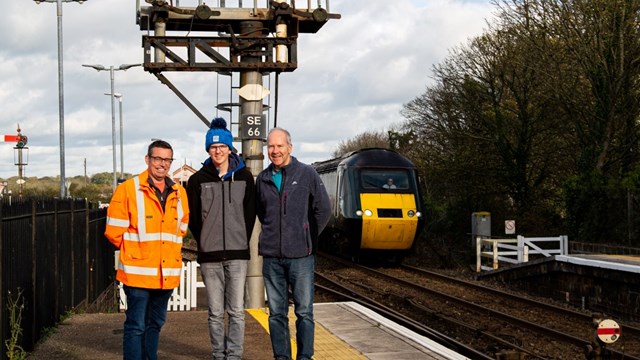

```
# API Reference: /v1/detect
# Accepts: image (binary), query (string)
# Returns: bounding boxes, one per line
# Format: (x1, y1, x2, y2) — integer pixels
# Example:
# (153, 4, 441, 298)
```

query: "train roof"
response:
(312, 147, 416, 173)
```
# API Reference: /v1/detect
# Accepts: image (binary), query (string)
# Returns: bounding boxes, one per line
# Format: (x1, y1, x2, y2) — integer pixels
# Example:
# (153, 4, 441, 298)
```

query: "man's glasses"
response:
(149, 156, 174, 165)
(209, 145, 228, 153)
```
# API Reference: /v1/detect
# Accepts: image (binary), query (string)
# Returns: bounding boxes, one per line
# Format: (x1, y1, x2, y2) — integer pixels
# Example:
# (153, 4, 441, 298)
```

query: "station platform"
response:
(477, 253, 640, 322)
(27, 301, 467, 359)
(557, 253, 640, 271)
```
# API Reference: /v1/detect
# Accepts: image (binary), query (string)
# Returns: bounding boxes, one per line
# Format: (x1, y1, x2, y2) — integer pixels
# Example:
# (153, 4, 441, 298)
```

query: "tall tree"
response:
(402, 25, 568, 236)
(497, 0, 640, 242)
(332, 130, 390, 158)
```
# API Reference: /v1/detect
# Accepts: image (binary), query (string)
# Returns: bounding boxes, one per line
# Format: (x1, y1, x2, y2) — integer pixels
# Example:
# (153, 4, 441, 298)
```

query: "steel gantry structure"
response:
(135, 0, 339, 308)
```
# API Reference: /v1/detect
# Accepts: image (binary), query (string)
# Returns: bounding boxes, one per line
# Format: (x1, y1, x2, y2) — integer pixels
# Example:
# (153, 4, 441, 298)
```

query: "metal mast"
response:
(136, 0, 340, 308)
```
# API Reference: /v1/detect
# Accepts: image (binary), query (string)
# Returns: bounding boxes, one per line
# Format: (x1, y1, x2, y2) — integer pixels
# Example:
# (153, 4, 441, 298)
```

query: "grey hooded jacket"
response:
(187, 153, 256, 263)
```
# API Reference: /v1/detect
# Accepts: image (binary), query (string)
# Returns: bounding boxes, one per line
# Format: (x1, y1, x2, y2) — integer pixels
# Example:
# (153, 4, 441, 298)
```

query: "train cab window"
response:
(360, 169, 409, 190)
(383, 178, 397, 189)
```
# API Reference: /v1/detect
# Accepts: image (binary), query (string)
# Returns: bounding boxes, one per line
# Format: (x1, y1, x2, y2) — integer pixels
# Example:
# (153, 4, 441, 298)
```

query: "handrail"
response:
(476, 235, 568, 272)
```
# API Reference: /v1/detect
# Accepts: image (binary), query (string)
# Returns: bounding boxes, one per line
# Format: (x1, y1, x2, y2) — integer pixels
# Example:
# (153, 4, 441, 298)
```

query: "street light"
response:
(34, 0, 87, 198)
(82, 63, 141, 191)
(105, 93, 124, 180)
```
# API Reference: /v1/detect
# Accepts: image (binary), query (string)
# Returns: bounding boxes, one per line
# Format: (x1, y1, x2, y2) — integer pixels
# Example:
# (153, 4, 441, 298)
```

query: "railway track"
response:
(314, 274, 493, 359)
(400, 264, 640, 339)
(316, 252, 639, 359)
(182, 246, 636, 357)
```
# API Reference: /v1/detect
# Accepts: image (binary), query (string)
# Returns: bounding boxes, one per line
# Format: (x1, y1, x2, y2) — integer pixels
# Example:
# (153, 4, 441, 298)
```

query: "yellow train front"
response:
(313, 148, 425, 262)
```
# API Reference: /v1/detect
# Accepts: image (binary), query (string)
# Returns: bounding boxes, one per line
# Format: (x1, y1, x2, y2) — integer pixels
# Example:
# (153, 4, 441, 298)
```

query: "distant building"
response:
(172, 163, 197, 187)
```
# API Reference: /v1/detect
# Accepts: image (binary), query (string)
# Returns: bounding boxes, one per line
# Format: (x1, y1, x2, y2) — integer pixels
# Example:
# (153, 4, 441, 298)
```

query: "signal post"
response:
(3, 126, 29, 197)
(136, 0, 339, 308)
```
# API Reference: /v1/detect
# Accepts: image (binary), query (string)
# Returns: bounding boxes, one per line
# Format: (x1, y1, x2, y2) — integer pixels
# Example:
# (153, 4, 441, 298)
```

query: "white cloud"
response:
(0, 0, 494, 181)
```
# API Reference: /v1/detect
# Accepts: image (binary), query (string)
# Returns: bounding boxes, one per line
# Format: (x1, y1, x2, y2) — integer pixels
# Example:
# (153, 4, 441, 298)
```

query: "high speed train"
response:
(312, 148, 425, 262)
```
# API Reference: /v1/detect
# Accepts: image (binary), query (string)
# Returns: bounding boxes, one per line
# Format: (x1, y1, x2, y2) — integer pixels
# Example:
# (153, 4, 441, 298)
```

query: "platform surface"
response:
(27, 302, 467, 359)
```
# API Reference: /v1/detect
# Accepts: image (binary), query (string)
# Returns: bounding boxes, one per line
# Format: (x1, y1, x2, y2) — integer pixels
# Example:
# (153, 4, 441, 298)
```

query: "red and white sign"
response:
(505, 220, 516, 235)
(597, 319, 621, 344)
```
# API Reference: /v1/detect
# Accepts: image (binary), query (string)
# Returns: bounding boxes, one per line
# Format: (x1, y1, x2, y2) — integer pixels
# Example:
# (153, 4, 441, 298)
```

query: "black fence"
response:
(0, 197, 114, 360)
(570, 241, 640, 255)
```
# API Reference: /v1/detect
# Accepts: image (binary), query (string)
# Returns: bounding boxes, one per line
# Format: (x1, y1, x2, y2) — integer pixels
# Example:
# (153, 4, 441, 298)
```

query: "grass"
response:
(5, 289, 27, 360)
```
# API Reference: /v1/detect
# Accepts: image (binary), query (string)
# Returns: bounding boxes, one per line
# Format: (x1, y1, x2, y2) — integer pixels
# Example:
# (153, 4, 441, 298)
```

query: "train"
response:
(312, 148, 425, 262)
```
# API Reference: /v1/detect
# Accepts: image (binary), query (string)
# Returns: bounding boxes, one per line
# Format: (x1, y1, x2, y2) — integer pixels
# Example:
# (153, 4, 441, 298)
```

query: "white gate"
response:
(476, 235, 568, 272)
(117, 260, 205, 311)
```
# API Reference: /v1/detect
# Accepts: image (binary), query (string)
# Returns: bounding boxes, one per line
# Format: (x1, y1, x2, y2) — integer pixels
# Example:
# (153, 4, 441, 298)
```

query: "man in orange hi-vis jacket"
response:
(105, 139, 189, 360)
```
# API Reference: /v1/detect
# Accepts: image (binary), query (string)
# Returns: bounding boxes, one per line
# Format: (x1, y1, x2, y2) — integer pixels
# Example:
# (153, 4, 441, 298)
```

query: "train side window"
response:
(337, 167, 344, 216)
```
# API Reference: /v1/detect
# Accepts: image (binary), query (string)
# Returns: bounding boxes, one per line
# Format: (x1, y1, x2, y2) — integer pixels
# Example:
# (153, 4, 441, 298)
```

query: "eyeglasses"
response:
(209, 145, 228, 153)
(149, 155, 174, 165)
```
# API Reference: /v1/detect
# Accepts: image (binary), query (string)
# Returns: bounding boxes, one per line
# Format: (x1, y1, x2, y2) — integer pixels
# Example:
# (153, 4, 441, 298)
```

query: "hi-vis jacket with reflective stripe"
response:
(105, 170, 190, 290)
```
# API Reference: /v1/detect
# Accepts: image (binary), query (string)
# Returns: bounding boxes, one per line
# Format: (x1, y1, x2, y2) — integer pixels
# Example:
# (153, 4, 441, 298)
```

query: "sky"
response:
(0, 0, 495, 181)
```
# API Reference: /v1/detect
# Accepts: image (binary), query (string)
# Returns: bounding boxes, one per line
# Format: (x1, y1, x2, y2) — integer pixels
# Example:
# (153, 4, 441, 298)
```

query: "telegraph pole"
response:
(136, 0, 340, 308)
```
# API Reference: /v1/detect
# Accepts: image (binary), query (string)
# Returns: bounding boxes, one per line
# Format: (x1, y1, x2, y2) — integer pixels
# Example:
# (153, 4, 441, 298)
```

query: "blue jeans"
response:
(200, 260, 248, 360)
(263, 255, 315, 360)
(122, 285, 173, 360)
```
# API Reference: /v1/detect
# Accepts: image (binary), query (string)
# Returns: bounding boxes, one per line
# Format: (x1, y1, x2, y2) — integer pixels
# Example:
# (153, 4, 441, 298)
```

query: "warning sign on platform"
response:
(597, 319, 621, 344)
(505, 220, 516, 235)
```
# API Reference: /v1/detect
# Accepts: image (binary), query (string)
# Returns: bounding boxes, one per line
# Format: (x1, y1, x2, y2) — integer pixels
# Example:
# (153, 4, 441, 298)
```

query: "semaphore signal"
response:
(3, 125, 29, 196)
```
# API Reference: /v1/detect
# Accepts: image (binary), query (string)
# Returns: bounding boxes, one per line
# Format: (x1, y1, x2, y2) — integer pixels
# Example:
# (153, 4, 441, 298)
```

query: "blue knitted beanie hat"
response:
(205, 117, 234, 152)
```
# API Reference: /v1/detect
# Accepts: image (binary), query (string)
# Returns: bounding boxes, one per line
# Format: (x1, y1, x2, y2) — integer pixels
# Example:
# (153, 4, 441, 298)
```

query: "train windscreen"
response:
(360, 169, 410, 190)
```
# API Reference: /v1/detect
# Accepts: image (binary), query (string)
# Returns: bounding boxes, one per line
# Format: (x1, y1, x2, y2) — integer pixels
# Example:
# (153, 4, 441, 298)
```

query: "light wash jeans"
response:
(122, 285, 173, 360)
(200, 260, 248, 360)
(263, 255, 315, 360)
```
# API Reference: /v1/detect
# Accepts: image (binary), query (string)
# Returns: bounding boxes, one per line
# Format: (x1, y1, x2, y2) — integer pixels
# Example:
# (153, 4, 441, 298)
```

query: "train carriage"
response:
(312, 148, 425, 261)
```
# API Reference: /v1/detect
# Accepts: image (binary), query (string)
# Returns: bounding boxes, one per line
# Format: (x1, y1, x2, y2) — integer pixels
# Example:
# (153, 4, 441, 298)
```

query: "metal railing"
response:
(136, 0, 332, 12)
(0, 197, 113, 359)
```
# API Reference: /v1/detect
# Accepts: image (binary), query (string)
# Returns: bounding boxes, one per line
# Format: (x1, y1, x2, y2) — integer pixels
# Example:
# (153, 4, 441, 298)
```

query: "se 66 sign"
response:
(241, 114, 266, 140)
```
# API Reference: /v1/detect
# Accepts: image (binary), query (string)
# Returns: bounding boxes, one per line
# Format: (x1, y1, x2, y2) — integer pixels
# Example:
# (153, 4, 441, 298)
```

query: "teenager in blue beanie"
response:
(205, 117, 235, 152)
(186, 117, 256, 360)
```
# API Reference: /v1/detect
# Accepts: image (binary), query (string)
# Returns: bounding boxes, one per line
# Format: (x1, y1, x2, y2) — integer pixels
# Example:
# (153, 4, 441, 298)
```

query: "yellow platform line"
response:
(247, 307, 366, 359)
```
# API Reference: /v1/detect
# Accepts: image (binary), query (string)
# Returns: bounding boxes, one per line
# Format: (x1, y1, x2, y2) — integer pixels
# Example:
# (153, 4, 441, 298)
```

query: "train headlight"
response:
(416, 211, 422, 218)
(356, 210, 363, 217)
(364, 209, 373, 217)
(408, 210, 415, 218)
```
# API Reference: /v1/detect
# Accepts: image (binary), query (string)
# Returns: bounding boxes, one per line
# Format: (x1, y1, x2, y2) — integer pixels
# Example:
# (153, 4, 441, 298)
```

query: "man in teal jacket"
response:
(256, 127, 331, 360)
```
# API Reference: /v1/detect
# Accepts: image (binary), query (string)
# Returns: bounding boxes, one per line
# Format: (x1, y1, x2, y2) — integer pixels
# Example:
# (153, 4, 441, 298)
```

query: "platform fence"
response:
(116, 259, 206, 312)
(0, 197, 113, 360)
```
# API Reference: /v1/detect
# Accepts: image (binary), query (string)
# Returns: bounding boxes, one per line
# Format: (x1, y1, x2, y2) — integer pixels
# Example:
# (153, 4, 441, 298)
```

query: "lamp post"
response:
(105, 93, 124, 180)
(82, 63, 140, 191)
(34, 0, 87, 198)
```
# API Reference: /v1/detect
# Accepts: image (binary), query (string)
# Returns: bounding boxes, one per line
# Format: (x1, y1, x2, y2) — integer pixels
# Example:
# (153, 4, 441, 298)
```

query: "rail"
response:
(476, 235, 568, 272)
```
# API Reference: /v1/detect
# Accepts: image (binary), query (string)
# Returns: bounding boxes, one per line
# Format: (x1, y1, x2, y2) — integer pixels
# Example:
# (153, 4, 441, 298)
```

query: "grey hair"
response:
(268, 127, 292, 145)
